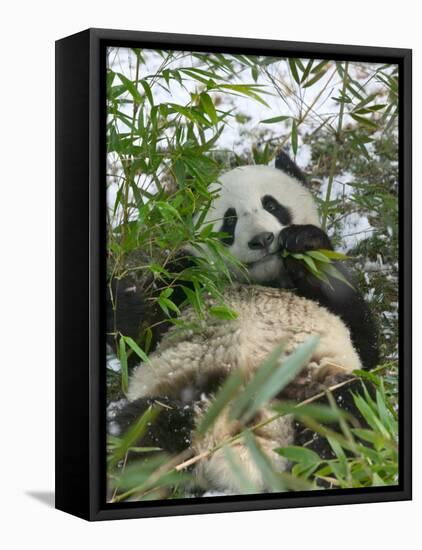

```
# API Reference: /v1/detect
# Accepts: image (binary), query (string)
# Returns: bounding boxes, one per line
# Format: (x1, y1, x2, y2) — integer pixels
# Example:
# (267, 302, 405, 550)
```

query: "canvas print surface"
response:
(105, 47, 399, 503)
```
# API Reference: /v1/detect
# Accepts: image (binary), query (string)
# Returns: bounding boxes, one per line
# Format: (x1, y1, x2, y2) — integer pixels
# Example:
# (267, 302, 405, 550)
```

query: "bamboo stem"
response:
(321, 62, 349, 232)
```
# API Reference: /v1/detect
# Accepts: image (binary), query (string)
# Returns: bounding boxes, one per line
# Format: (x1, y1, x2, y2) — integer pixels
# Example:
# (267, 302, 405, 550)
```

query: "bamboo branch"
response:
(321, 62, 349, 232)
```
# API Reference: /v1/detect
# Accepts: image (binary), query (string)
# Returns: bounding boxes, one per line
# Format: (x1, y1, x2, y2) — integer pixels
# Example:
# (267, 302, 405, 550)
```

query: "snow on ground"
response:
(318, 170, 373, 252)
(107, 349, 121, 372)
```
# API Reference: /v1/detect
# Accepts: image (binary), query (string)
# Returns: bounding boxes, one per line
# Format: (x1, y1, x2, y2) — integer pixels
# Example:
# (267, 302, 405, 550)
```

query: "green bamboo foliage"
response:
(106, 48, 399, 499)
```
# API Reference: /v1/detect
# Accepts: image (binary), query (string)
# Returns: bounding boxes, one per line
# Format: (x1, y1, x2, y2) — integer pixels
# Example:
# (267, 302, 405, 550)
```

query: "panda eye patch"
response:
(219, 208, 237, 245)
(264, 199, 277, 212)
(262, 195, 292, 226)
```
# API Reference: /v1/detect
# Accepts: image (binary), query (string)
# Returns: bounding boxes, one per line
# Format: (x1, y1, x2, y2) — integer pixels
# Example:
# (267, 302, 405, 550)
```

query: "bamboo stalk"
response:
(321, 61, 349, 232)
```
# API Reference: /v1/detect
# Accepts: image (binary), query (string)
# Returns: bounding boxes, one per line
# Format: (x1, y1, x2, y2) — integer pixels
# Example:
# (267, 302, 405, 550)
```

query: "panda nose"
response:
(248, 231, 274, 250)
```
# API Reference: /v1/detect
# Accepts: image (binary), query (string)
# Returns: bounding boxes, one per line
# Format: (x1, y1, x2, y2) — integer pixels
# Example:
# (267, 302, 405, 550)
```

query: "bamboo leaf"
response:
(123, 336, 150, 364)
(243, 336, 320, 423)
(200, 93, 219, 125)
(160, 287, 174, 299)
(300, 59, 314, 83)
(161, 297, 181, 315)
(301, 254, 318, 272)
(288, 58, 301, 85)
(350, 113, 378, 130)
(260, 115, 290, 124)
(229, 342, 285, 421)
(291, 120, 298, 155)
(276, 445, 321, 467)
(317, 249, 350, 261)
(119, 336, 129, 394)
(196, 370, 244, 436)
(302, 69, 328, 88)
(311, 60, 330, 74)
(273, 400, 352, 423)
(139, 80, 154, 107)
(180, 67, 226, 81)
(319, 263, 355, 290)
(306, 250, 332, 263)
(244, 431, 285, 492)
(118, 73, 143, 103)
(353, 394, 389, 437)
(209, 305, 239, 320)
(216, 84, 270, 107)
(109, 406, 160, 469)
(223, 446, 261, 494)
(354, 104, 386, 114)
(232, 337, 319, 424)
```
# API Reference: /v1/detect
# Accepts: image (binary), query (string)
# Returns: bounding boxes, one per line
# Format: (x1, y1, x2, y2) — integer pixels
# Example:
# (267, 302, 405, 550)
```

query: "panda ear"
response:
(275, 151, 309, 187)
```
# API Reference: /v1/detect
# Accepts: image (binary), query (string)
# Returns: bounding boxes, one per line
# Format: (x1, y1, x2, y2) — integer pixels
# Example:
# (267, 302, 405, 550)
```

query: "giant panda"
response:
(109, 152, 379, 494)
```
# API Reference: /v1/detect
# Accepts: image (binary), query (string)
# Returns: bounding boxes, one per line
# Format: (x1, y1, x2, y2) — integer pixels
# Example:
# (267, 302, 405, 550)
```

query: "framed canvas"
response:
(55, 28, 412, 521)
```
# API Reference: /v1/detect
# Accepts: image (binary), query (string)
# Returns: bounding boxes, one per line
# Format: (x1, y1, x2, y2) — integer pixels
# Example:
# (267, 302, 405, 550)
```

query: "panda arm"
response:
(279, 224, 379, 370)
(107, 254, 196, 362)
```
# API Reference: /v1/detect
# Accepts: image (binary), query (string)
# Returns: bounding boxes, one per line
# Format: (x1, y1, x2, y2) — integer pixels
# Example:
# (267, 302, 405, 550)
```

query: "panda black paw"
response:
(109, 397, 196, 457)
(293, 378, 377, 463)
(279, 225, 332, 254)
(313, 364, 356, 389)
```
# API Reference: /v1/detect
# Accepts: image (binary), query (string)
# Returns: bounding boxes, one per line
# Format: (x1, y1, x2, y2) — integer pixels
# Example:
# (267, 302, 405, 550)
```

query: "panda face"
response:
(201, 165, 320, 283)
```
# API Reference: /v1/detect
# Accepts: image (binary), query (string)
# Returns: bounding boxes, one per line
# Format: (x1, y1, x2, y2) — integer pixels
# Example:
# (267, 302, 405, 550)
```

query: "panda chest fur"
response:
(126, 285, 361, 493)
(128, 286, 360, 402)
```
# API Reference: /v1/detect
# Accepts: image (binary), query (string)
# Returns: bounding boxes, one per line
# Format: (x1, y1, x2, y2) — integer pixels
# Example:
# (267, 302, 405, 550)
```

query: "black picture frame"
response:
(55, 28, 412, 521)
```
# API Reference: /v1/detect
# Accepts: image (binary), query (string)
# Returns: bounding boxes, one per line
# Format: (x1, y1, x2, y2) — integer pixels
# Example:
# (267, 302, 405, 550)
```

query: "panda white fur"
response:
(111, 153, 378, 494)
(127, 285, 360, 492)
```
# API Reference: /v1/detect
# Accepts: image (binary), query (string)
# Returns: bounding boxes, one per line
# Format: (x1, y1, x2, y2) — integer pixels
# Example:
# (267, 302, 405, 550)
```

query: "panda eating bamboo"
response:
(109, 153, 379, 494)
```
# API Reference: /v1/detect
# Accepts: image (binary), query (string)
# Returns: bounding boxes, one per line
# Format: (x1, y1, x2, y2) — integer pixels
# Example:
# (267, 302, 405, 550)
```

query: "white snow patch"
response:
(339, 211, 373, 252)
(107, 352, 121, 373)
(202, 490, 235, 497)
(107, 398, 128, 420)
